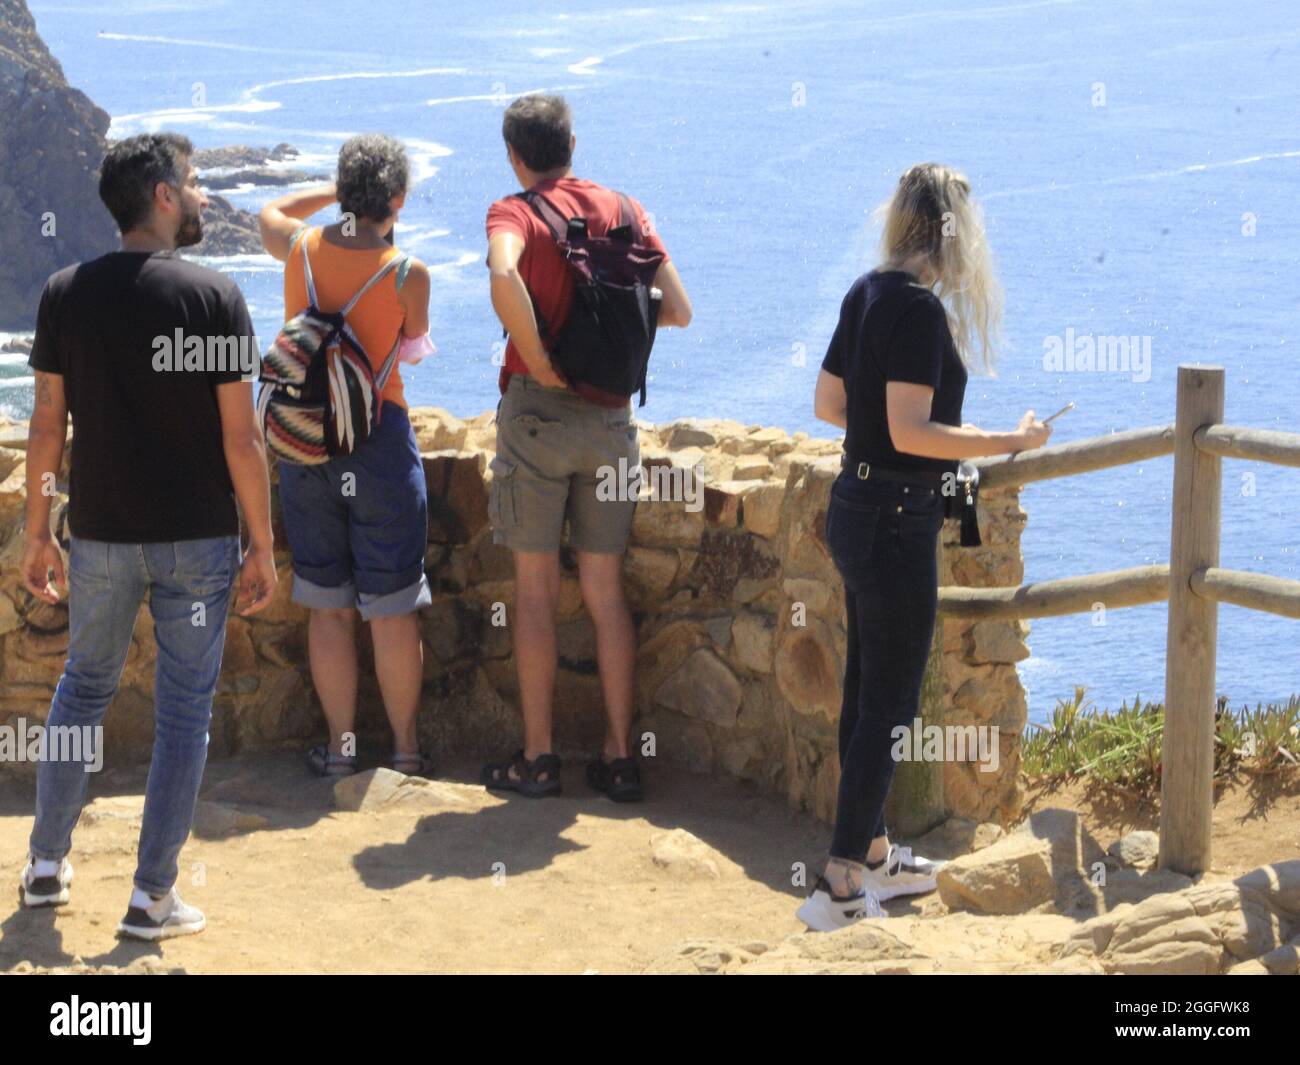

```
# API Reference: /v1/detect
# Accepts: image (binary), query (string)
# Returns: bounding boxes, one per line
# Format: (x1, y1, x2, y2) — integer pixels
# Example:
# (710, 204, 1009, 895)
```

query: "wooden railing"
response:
(936, 365, 1300, 876)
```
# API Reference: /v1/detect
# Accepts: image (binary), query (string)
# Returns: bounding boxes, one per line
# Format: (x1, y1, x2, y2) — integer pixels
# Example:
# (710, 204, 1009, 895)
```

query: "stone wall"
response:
(0, 409, 1029, 827)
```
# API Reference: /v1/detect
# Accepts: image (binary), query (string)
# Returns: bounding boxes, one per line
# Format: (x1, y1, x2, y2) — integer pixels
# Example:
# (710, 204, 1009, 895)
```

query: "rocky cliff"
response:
(0, 0, 119, 329)
(0, 3, 280, 317)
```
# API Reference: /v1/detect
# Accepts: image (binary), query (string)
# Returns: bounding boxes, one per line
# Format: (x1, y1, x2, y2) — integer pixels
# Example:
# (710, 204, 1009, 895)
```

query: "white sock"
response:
(33, 858, 61, 878)
(130, 887, 164, 911)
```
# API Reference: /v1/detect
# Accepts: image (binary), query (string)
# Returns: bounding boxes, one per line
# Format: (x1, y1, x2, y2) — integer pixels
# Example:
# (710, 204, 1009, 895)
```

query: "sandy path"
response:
(4, 756, 1295, 974)
(1, 754, 826, 974)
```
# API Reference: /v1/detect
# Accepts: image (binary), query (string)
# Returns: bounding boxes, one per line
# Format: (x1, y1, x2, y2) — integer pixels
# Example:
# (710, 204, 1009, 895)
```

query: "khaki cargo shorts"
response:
(489, 374, 640, 554)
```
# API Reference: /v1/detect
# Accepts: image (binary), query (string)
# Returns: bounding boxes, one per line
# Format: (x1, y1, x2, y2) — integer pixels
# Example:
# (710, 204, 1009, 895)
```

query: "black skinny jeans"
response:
(825, 471, 944, 862)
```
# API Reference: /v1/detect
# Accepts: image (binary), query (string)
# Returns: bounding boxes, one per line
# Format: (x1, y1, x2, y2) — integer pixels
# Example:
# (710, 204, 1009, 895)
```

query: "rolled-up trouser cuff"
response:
(290, 572, 359, 611)
(358, 573, 432, 621)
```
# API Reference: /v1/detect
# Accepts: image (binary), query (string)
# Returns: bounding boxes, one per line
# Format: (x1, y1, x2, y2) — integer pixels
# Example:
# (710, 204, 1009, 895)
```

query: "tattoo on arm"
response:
(35, 372, 53, 407)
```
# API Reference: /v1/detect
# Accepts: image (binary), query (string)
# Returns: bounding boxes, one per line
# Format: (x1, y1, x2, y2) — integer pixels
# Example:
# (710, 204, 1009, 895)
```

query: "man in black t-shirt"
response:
(19, 133, 277, 941)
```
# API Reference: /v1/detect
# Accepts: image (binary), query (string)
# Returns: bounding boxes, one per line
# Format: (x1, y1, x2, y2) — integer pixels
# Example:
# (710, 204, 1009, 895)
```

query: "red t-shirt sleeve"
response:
(626, 194, 670, 263)
(486, 197, 532, 242)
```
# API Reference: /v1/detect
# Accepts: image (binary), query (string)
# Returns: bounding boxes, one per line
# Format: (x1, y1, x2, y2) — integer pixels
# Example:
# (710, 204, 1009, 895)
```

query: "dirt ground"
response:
(1022, 772, 1300, 878)
(1, 756, 1296, 974)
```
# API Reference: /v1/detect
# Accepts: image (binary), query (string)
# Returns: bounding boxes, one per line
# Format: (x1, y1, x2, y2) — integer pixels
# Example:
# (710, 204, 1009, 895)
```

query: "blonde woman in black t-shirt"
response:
(802, 163, 1051, 931)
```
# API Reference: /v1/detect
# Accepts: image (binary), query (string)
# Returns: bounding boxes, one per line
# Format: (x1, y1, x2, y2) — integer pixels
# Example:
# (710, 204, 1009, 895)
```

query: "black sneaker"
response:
(116, 888, 206, 941)
(19, 857, 73, 908)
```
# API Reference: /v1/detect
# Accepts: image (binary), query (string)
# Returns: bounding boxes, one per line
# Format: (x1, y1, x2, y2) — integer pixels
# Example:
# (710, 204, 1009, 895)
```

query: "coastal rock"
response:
(649, 828, 741, 880)
(192, 801, 271, 838)
(191, 143, 301, 169)
(910, 815, 1005, 861)
(0, 0, 119, 328)
(333, 768, 470, 812)
(936, 832, 1056, 915)
(187, 194, 264, 257)
(1108, 829, 1160, 870)
(642, 940, 765, 974)
(648, 861, 1300, 976)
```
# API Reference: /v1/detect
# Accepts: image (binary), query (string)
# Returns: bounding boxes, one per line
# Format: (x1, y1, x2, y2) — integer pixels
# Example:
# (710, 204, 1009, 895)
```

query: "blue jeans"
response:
(825, 473, 944, 862)
(278, 402, 431, 620)
(29, 535, 239, 895)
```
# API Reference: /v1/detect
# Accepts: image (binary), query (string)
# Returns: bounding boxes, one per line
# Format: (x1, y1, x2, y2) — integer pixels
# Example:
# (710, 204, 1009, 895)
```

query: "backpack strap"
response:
(340, 253, 407, 317)
(296, 227, 319, 308)
(516, 190, 569, 243)
(614, 191, 635, 234)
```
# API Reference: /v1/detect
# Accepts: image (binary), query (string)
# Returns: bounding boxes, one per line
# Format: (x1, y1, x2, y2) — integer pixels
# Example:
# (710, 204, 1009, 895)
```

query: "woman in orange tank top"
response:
(259, 135, 435, 780)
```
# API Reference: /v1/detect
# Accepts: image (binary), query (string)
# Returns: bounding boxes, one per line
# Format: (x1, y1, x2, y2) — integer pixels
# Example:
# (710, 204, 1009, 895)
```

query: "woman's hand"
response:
(1013, 410, 1052, 452)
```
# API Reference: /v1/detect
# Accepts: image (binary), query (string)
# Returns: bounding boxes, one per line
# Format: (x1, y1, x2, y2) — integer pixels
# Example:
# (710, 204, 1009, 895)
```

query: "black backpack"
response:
(515, 189, 666, 406)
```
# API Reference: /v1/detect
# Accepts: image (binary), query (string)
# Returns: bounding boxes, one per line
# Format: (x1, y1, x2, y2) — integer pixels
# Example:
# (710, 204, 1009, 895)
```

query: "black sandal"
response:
(480, 750, 562, 798)
(586, 756, 642, 802)
(307, 744, 358, 778)
(392, 750, 434, 777)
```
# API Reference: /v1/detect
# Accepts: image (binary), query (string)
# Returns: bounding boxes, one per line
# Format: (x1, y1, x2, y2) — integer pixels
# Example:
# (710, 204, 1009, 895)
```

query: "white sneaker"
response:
(116, 888, 206, 941)
(861, 844, 946, 901)
(795, 875, 884, 932)
(20, 857, 73, 908)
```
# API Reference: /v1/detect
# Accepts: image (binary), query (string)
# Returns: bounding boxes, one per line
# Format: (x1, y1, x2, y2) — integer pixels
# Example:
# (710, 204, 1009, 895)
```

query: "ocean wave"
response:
(110, 100, 281, 137)
(984, 147, 1300, 201)
(241, 68, 468, 100)
(97, 31, 285, 54)
(429, 252, 482, 272)
(187, 253, 282, 270)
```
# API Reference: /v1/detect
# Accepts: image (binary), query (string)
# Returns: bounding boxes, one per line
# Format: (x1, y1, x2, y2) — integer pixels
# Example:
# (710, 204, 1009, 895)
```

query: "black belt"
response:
(839, 455, 945, 488)
(839, 454, 983, 548)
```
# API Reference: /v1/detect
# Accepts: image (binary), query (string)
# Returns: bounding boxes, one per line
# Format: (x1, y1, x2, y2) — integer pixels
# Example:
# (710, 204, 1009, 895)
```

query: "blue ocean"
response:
(5, 0, 1298, 723)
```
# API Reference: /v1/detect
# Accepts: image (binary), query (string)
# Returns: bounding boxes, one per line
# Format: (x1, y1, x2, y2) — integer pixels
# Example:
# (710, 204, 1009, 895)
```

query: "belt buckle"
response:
(856, 462, 870, 480)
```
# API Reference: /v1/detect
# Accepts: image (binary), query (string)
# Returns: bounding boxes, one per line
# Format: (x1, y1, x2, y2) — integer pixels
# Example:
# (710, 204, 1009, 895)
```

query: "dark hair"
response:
(502, 94, 573, 172)
(98, 133, 194, 233)
(336, 134, 409, 223)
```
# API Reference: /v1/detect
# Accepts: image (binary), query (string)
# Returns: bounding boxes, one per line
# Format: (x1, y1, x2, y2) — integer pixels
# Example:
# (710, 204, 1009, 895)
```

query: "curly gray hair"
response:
(336, 134, 409, 223)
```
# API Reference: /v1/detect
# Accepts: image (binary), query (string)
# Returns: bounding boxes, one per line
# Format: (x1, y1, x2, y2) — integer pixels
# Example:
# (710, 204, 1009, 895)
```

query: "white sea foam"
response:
(984, 148, 1300, 201)
(97, 32, 284, 54)
(110, 100, 280, 137)
(429, 252, 481, 272)
(241, 68, 468, 100)
(187, 252, 281, 269)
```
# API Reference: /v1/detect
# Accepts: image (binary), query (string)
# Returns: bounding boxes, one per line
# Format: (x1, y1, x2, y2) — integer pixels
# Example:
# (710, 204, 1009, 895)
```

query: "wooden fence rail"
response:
(932, 365, 1299, 875)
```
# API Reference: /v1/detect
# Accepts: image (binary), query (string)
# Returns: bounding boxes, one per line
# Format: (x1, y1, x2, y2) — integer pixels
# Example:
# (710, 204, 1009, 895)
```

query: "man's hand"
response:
(23, 533, 66, 604)
(532, 357, 569, 390)
(236, 545, 277, 616)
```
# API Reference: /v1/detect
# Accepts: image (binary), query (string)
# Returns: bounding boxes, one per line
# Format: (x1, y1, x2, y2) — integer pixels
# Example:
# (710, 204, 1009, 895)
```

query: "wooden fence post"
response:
(1159, 365, 1224, 876)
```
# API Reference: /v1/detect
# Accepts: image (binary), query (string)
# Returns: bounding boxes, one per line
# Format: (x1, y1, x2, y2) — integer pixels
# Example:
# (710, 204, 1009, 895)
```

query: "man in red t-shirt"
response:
(483, 93, 692, 802)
